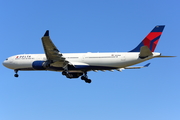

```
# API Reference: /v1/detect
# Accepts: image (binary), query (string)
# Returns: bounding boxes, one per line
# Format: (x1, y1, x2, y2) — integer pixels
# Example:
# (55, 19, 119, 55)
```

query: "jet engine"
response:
(32, 61, 50, 70)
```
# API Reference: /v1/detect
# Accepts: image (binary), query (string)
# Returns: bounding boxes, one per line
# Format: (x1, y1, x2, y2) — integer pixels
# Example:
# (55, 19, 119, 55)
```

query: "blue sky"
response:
(1, 0, 179, 120)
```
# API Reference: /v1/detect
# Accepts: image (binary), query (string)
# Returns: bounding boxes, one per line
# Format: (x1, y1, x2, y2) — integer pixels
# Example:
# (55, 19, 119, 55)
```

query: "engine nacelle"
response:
(65, 73, 83, 79)
(32, 61, 50, 70)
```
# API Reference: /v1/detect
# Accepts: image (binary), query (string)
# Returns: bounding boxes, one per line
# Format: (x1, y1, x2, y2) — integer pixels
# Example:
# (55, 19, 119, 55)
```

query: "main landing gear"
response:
(62, 63, 92, 83)
(62, 70, 92, 83)
(81, 72, 92, 83)
(14, 69, 19, 77)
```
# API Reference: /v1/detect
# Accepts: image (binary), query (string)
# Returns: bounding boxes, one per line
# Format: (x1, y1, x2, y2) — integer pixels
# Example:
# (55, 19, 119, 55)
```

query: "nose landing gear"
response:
(14, 69, 19, 77)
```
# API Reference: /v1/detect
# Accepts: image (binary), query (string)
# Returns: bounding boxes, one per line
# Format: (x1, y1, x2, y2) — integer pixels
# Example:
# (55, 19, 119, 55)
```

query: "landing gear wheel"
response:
(14, 70, 19, 77)
(81, 72, 92, 83)
(81, 76, 86, 80)
(85, 79, 91, 83)
(14, 74, 19, 77)
(62, 71, 67, 75)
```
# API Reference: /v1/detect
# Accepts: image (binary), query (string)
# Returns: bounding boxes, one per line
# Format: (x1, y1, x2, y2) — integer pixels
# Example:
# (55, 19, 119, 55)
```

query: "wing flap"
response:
(90, 63, 150, 72)
(124, 63, 150, 69)
(69, 62, 90, 69)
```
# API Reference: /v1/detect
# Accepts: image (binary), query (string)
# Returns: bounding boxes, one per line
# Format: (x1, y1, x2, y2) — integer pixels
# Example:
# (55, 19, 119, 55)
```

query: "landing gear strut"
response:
(14, 69, 19, 77)
(62, 62, 69, 76)
(62, 71, 68, 75)
(81, 72, 91, 83)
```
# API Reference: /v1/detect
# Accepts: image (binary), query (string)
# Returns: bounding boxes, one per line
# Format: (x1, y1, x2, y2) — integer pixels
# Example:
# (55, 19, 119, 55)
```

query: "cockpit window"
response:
(6, 58, 8, 60)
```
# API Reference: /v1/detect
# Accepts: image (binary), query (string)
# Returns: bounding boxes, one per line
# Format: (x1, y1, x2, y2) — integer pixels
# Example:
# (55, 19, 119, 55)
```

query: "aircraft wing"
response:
(124, 63, 150, 69)
(81, 63, 150, 72)
(116, 63, 150, 71)
(41, 30, 67, 67)
(90, 63, 151, 72)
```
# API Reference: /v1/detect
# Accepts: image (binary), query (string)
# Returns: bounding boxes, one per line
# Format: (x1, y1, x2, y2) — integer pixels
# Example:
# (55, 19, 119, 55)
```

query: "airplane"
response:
(2, 25, 175, 83)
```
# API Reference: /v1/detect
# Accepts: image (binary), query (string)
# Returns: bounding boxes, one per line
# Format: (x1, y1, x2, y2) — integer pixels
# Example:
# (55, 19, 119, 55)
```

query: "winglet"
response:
(144, 63, 150, 67)
(44, 30, 49, 36)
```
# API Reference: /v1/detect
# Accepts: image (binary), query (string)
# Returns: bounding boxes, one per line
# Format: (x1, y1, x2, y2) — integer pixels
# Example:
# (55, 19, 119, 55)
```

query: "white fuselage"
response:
(3, 52, 161, 72)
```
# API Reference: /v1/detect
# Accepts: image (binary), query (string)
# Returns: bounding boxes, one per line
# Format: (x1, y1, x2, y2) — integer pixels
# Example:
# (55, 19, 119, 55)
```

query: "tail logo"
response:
(143, 32, 162, 52)
(130, 25, 165, 52)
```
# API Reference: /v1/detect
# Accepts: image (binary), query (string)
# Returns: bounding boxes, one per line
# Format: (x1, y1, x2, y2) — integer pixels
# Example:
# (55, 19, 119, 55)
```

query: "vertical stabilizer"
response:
(130, 25, 165, 52)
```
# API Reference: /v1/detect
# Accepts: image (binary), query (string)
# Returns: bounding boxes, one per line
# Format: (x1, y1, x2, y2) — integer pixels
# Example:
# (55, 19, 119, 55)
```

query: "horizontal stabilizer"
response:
(154, 56, 176, 58)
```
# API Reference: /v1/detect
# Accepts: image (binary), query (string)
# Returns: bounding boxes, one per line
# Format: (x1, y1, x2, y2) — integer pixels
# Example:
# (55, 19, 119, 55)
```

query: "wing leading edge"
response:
(41, 30, 67, 67)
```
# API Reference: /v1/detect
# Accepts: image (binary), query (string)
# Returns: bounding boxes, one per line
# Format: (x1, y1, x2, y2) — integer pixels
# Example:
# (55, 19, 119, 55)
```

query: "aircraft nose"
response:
(2, 60, 8, 67)
(2, 59, 11, 68)
(3, 58, 16, 69)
